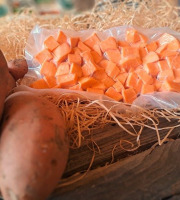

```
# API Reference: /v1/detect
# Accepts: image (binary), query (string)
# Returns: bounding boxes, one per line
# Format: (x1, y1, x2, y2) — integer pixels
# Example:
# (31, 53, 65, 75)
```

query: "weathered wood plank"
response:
(63, 118, 180, 177)
(50, 138, 180, 200)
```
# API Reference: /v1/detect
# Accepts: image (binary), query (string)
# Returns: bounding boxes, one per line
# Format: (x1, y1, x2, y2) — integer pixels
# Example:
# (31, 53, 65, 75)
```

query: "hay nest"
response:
(0, 0, 180, 169)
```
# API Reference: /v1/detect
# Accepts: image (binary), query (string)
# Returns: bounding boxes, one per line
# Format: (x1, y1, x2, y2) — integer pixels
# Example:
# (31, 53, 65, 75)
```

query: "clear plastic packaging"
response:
(23, 25, 180, 110)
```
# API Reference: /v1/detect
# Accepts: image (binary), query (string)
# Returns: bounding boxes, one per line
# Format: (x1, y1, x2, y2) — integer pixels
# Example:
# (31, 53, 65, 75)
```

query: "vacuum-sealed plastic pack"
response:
(22, 25, 180, 110)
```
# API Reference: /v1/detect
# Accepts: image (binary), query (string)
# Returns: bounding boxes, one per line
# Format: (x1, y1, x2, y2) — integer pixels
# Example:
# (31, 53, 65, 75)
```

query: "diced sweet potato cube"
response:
(134, 79, 143, 93)
(69, 84, 83, 91)
(120, 56, 142, 71)
(166, 55, 180, 69)
(121, 47, 140, 58)
(115, 72, 128, 85)
(82, 64, 91, 77)
(141, 84, 155, 94)
(126, 72, 138, 88)
(146, 41, 158, 52)
(44, 36, 59, 51)
(158, 68, 174, 81)
(35, 49, 53, 64)
(69, 37, 79, 48)
(102, 76, 115, 88)
(105, 61, 120, 79)
(87, 88, 104, 94)
(91, 50, 103, 63)
(81, 51, 94, 63)
(30, 78, 49, 89)
(55, 62, 70, 76)
(118, 40, 130, 47)
(157, 60, 170, 71)
(143, 51, 159, 64)
(137, 69, 154, 84)
(99, 59, 109, 69)
(79, 77, 99, 90)
(105, 87, 122, 101)
(156, 44, 167, 55)
(56, 73, 78, 88)
(57, 31, 67, 44)
(143, 62, 159, 76)
(173, 68, 180, 83)
(68, 53, 82, 65)
(44, 76, 57, 88)
(113, 80, 124, 92)
(161, 79, 180, 92)
(53, 43, 71, 62)
(154, 79, 162, 91)
(100, 37, 117, 52)
(159, 49, 179, 59)
(92, 82, 107, 91)
(105, 49, 121, 64)
(40, 61, 57, 77)
(139, 47, 148, 58)
(125, 29, 141, 43)
(73, 47, 81, 55)
(78, 41, 91, 52)
(122, 88, 137, 104)
(70, 63, 82, 78)
(93, 68, 108, 80)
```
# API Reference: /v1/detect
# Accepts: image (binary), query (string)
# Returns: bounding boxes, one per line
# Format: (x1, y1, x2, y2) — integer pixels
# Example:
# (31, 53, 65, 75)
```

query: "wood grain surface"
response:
(50, 138, 180, 200)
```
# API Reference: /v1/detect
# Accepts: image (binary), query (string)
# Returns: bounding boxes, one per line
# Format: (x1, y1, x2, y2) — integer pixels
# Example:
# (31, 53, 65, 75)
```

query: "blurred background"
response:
(0, 0, 180, 17)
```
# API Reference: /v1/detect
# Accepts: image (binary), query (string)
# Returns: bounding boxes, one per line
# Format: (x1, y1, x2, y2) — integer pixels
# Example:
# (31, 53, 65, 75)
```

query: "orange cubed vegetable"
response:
(69, 37, 79, 48)
(93, 68, 108, 80)
(44, 76, 57, 88)
(166, 55, 180, 69)
(134, 79, 143, 93)
(79, 77, 99, 90)
(120, 56, 142, 71)
(173, 68, 180, 83)
(125, 29, 141, 43)
(161, 79, 180, 92)
(57, 31, 67, 44)
(87, 88, 104, 94)
(73, 47, 81, 55)
(44, 36, 59, 51)
(126, 72, 138, 88)
(40, 61, 57, 77)
(121, 47, 140, 58)
(139, 33, 148, 43)
(78, 41, 91, 52)
(102, 76, 115, 88)
(68, 53, 82, 65)
(113, 80, 124, 92)
(105, 87, 122, 101)
(100, 37, 117, 52)
(158, 69, 174, 81)
(30, 78, 49, 89)
(156, 44, 167, 55)
(92, 82, 107, 91)
(115, 72, 128, 85)
(143, 62, 159, 76)
(105, 61, 120, 79)
(70, 63, 82, 78)
(53, 43, 71, 62)
(139, 47, 148, 58)
(82, 64, 91, 77)
(157, 60, 170, 71)
(154, 79, 162, 91)
(56, 73, 78, 88)
(146, 41, 158, 52)
(137, 69, 154, 84)
(55, 62, 70, 76)
(99, 59, 109, 69)
(141, 84, 155, 94)
(81, 51, 94, 63)
(35, 49, 53, 64)
(91, 50, 103, 63)
(69, 83, 82, 91)
(143, 51, 159, 64)
(105, 49, 121, 64)
(122, 88, 137, 104)
(118, 40, 130, 47)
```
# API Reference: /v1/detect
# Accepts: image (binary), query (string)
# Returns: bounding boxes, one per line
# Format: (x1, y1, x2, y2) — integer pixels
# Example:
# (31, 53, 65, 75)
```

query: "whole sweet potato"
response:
(0, 91, 69, 200)
(0, 50, 15, 120)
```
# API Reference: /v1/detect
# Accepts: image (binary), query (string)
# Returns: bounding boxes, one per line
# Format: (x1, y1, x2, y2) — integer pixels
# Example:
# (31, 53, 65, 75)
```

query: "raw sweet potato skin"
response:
(0, 91, 69, 200)
(0, 50, 16, 120)
(8, 59, 28, 81)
